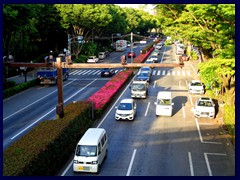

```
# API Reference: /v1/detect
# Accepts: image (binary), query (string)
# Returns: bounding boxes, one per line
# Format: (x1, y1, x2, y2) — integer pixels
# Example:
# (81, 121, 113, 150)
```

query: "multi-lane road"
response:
(3, 42, 235, 176)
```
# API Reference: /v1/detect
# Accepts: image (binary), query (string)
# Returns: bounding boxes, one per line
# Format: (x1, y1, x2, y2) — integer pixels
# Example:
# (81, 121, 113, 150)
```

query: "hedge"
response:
(4, 78, 39, 99)
(3, 101, 93, 176)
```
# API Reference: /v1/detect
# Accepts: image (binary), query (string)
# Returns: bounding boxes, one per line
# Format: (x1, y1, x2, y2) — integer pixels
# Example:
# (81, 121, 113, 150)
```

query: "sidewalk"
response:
(7, 69, 37, 85)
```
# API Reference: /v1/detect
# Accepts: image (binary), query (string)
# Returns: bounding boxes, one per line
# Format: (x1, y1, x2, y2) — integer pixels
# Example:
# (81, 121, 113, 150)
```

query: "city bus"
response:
(116, 40, 127, 51)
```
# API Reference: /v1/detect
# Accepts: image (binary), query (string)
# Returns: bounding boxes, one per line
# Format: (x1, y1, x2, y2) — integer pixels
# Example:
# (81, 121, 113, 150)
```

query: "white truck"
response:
(130, 80, 149, 99)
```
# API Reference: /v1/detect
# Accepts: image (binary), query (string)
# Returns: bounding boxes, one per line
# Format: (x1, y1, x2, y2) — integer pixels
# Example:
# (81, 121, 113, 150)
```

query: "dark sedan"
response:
(101, 68, 115, 77)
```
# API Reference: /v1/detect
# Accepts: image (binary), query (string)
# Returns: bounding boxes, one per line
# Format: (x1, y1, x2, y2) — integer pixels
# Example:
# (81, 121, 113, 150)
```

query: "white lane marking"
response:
(152, 70, 156, 75)
(4, 80, 76, 121)
(188, 152, 194, 176)
(204, 153, 227, 176)
(172, 71, 175, 75)
(194, 118, 222, 144)
(61, 160, 72, 176)
(160, 47, 165, 63)
(182, 71, 186, 76)
(182, 104, 186, 118)
(167, 71, 171, 75)
(179, 81, 182, 89)
(191, 64, 196, 73)
(187, 71, 191, 76)
(126, 149, 137, 176)
(154, 81, 157, 88)
(177, 71, 181, 76)
(162, 70, 166, 75)
(145, 102, 150, 116)
(11, 79, 97, 140)
(188, 93, 193, 106)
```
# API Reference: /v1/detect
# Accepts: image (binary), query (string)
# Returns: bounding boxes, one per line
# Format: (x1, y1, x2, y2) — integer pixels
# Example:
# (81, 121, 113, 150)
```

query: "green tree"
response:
(198, 58, 235, 105)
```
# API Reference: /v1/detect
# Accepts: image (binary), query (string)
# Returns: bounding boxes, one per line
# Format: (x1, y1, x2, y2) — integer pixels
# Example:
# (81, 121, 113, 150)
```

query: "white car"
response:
(194, 97, 215, 119)
(87, 56, 99, 63)
(188, 80, 205, 94)
(149, 55, 158, 63)
(115, 99, 137, 121)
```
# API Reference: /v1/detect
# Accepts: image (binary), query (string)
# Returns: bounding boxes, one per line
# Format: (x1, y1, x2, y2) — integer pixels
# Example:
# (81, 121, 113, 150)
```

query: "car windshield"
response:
(138, 73, 148, 77)
(141, 68, 149, 71)
(118, 103, 133, 110)
(191, 82, 202, 86)
(197, 101, 213, 107)
(157, 99, 171, 105)
(76, 145, 97, 157)
(132, 84, 145, 91)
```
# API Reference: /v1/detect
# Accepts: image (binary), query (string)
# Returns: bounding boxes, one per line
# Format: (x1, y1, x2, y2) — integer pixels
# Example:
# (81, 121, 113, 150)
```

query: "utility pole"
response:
(131, 32, 133, 63)
(55, 57, 64, 118)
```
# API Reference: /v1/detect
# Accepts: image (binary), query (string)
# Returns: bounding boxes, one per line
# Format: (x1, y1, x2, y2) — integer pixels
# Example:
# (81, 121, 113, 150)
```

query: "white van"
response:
(98, 52, 106, 59)
(154, 91, 174, 116)
(73, 128, 108, 173)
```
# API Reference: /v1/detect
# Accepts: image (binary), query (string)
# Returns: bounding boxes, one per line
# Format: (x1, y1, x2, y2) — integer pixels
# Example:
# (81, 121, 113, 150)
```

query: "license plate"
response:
(78, 166, 84, 170)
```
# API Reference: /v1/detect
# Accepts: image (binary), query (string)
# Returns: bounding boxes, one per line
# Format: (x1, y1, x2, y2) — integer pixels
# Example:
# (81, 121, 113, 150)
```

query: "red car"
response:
(127, 51, 136, 58)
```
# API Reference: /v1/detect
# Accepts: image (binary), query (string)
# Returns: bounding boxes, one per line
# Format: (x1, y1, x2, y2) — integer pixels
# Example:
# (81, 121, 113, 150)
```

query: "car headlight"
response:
(92, 161, 98, 164)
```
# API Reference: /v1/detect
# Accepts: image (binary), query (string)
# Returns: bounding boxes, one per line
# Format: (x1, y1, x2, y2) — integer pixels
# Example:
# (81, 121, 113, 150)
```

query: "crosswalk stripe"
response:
(69, 69, 193, 77)
(77, 70, 86, 75)
(92, 70, 101, 75)
(69, 70, 79, 75)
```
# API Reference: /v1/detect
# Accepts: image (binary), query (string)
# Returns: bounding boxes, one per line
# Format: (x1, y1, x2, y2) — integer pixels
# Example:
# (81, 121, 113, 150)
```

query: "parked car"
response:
(127, 51, 136, 58)
(87, 56, 99, 63)
(115, 99, 137, 121)
(188, 80, 205, 94)
(194, 97, 215, 119)
(101, 68, 115, 77)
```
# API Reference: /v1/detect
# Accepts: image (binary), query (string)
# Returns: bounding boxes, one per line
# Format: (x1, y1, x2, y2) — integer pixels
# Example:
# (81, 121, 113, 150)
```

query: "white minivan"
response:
(73, 128, 108, 173)
(154, 91, 174, 116)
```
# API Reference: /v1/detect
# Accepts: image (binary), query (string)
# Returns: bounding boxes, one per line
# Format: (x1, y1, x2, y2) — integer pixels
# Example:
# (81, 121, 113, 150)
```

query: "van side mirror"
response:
(154, 102, 157, 105)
